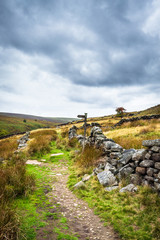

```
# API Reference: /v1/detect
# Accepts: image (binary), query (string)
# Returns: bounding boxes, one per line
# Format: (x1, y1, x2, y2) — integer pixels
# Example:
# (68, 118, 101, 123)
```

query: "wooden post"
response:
(84, 113, 87, 138)
(77, 113, 88, 151)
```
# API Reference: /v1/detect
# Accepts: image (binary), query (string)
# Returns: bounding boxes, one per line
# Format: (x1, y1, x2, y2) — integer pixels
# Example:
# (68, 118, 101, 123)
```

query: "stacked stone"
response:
(68, 126, 77, 139)
(69, 126, 160, 192)
(134, 139, 160, 191)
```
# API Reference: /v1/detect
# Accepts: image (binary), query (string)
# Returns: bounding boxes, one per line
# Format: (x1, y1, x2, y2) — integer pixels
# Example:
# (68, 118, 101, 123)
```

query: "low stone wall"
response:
(69, 126, 160, 192)
(17, 132, 30, 149)
(113, 114, 160, 128)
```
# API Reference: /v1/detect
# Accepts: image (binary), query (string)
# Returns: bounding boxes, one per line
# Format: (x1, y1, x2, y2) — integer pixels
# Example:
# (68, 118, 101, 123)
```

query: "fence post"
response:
(77, 113, 88, 151)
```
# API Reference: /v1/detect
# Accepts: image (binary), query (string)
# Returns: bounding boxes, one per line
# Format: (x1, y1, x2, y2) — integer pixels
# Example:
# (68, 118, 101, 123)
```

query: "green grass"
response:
(14, 164, 53, 239)
(68, 167, 160, 240)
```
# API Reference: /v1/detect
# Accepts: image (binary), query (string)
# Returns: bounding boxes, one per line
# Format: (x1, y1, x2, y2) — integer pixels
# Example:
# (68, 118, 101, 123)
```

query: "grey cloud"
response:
(0, 0, 160, 89)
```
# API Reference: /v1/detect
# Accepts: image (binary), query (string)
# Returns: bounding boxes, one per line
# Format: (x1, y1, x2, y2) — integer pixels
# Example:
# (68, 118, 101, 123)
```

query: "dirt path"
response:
(27, 159, 119, 240)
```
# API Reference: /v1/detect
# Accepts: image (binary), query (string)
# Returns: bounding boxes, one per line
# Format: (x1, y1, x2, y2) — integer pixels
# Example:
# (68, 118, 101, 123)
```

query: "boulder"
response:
(151, 146, 160, 152)
(119, 167, 134, 177)
(97, 170, 117, 187)
(155, 162, 160, 170)
(147, 168, 154, 177)
(144, 175, 154, 182)
(139, 160, 154, 168)
(145, 153, 151, 160)
(130, 174, 142, 185)
(105, 162, 116, 173)
(110, 152, 122, 159)
(118, 149, 136, 165)
(132, 149, 146, 161)
(111, 143, 123, 152)
(103, 141, 115, 151)
(119, 184, 138, 193)
(136, 167, 146, 175)
(152, 153, 160, 162)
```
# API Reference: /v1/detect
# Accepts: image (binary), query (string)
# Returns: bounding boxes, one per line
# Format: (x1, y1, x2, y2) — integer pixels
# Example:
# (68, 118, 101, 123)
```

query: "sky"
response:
(0, 0, 160, 118)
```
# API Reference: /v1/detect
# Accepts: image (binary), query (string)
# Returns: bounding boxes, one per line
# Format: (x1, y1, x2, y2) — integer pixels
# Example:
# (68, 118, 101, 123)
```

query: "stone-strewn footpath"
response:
(69, 126, 160, 193)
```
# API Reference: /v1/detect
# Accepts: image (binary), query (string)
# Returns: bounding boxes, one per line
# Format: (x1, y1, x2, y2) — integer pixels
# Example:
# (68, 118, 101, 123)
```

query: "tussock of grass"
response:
(75, 145, 102, 169)
(30, 129, 57, 139)
(61, 128, 69, 138)
(0, 138, 18, 159)
(28, 129, 57, 157)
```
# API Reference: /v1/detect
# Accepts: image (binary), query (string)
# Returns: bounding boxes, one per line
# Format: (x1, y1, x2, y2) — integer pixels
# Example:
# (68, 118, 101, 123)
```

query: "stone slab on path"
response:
(26, 160, 42, 165)
(50, 153, 64, 156)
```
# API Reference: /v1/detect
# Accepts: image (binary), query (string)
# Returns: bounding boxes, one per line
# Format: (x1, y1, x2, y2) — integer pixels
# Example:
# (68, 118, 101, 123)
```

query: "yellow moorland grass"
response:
(0, 137, 19, 159)
(28, 129, 57, 156)
(75, 145, 103, 169)
(30, 128, 57, 139)
(104, 122, 160, 149)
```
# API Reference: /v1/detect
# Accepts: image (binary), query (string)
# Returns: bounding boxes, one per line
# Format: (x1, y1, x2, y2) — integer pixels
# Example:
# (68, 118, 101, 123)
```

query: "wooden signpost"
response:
(77, 113, 87, 150)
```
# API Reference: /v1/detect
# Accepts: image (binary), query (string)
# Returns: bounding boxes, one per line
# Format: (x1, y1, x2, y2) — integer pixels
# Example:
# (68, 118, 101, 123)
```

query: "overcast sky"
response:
(0, 0, 160, 117)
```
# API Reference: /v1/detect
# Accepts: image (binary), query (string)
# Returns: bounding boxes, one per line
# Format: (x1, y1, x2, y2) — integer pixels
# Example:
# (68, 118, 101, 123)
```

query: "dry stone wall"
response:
(113, 114, 160, 128)
(69, 126, 160, 192)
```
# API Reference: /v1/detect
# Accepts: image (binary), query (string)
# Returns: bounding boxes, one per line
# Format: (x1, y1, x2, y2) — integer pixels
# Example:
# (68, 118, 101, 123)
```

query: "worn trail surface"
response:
(27, 158, 119, 240)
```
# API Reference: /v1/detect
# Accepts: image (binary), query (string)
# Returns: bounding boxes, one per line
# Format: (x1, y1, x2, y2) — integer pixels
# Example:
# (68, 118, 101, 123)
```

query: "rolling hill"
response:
(0, 112, 77, 138)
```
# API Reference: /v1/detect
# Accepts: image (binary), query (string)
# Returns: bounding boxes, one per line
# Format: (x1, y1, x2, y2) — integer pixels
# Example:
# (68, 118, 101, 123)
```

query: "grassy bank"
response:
(68, 149, 160, 240)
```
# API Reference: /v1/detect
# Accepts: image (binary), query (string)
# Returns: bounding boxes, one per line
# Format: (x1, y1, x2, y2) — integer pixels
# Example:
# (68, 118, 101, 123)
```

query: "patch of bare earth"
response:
(27, 159, 120, 240)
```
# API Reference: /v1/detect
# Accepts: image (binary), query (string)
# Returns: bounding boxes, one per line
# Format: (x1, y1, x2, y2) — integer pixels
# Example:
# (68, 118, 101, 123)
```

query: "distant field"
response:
(0, 113, 76, 137)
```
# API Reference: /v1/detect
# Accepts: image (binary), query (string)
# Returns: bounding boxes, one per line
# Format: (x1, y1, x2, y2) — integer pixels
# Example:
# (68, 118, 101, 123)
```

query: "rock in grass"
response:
(82, 174, 92, 182)
(97, 170, 117, 187)
(105, 186, 119, 192)
(119, 184, 138, 193)
(74, 181, 85, 189)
